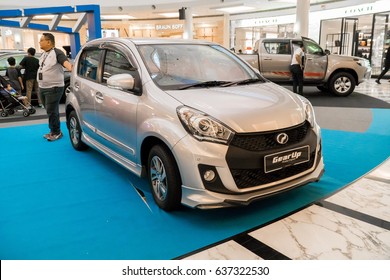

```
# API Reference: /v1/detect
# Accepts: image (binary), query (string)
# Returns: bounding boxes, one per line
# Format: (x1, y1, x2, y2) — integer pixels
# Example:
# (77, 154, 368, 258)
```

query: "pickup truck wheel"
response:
(68, 111, 89, 151)
(328, 72, 355, 97)
(148, 145, 182, 211)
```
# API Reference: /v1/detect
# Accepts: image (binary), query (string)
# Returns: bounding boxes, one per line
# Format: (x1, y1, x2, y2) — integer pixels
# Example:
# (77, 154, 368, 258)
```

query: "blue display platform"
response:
(0, 109, 389, 260)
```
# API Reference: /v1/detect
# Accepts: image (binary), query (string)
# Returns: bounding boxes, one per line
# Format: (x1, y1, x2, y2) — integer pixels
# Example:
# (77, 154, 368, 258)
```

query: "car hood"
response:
(166, 83, 306, 133)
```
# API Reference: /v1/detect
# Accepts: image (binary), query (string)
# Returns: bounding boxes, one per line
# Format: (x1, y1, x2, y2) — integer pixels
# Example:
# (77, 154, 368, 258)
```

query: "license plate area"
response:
(264, 146, 310, 173)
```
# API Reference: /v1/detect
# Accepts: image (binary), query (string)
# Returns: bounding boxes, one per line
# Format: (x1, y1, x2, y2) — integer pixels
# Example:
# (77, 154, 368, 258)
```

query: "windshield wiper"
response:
(222, 78, 264, 87)
(179, 80, 230, 90)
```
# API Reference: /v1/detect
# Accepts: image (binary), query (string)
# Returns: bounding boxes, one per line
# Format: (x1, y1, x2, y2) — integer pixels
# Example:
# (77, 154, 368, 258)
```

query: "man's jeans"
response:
(289, 64, 303, 95)
(39, 87, 64, 135)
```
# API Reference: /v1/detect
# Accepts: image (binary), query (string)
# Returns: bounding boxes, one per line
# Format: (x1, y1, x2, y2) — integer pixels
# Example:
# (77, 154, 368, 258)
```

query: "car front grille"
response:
(231, 152, 316, 189)
(230, 121, 310, 152)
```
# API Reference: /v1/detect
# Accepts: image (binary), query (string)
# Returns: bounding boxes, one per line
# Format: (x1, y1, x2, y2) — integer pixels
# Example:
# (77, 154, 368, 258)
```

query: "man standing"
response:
(20, 47, 41, 107)
(289, 44, 305, 95)
(38, 32, 72, 141)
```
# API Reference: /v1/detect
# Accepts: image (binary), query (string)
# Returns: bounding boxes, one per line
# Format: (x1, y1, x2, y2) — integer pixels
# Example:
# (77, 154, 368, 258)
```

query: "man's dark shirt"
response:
(20, 56, 40, 80)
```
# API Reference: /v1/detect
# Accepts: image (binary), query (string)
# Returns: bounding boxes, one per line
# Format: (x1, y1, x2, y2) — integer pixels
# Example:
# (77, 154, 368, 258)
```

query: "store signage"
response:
(155, 24, 183, 31)
(344, 5, 373, 16)
(234, 14, 295, 28)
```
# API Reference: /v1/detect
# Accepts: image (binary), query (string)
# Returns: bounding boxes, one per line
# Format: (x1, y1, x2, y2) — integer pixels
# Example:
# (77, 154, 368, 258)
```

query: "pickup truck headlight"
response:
(177, 106, 233, 144)
(354, 58, 370, 68)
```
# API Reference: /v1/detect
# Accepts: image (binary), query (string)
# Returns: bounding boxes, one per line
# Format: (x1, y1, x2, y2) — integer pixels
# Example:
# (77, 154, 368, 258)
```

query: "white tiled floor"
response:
(184, 158, 390, 260)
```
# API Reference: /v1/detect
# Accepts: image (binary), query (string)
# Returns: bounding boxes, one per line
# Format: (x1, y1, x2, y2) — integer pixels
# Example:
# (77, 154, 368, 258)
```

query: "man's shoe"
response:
(43, 132, 52, 139)
(375, 79, 381, 84)
(47, 132, 63, 142)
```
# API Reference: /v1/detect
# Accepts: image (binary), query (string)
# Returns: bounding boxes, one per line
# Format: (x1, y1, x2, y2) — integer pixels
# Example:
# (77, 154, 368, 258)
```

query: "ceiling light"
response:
(215, 6, 255, 13)
(101, 15, 135, 20)
(158, 12, 180, 18)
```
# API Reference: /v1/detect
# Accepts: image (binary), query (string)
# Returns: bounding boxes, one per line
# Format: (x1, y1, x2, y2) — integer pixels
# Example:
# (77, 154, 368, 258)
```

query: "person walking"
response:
(20, 47, 41, 107)
(375, 45, 390, 84)
(38, 32, 72, 141)
(289, 44, 305, 95)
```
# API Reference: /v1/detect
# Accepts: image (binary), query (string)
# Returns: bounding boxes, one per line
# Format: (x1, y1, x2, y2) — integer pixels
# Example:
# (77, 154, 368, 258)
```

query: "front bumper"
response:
(172, 122, 324, 209)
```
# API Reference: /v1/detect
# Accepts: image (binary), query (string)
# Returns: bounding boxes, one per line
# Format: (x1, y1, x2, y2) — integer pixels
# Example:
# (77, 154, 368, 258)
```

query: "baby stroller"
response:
(0, 86, 36, 117)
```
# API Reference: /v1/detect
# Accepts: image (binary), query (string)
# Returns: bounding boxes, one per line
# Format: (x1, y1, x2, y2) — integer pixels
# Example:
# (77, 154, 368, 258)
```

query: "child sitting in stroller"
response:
(0, 75, 35, 117)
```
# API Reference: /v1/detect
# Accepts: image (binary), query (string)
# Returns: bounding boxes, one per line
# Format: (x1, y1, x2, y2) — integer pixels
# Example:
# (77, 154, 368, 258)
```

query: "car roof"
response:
(85, 37, 215, 47)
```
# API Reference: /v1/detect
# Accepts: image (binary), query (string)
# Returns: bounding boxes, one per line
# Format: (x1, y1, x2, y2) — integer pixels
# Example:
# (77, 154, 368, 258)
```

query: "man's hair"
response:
(27, 47, 36, 56)
(42, 32, 55, 45)
(7, 57, 16, 66)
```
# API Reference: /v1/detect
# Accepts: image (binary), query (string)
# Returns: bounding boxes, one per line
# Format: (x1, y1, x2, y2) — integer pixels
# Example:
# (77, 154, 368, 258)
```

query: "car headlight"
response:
(298, 96, 316, 127)
(354, 58, 370, 68)
(177, 106, 234, 144)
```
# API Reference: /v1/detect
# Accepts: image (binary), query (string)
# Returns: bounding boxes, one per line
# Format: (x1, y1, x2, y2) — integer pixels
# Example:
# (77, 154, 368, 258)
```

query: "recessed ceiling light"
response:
(215, 6, 255, 13)
(158, 12, 180, 18)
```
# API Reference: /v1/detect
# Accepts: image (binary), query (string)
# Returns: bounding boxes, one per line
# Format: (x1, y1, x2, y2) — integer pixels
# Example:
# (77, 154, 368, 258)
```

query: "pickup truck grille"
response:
(230, 121, 309, 151)
(231, 152, 316, 189)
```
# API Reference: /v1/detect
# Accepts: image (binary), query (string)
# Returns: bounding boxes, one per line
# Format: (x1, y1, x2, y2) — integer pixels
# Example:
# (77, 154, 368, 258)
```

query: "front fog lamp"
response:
(203, 170, 216, 182)
(177, 106, 233, 144)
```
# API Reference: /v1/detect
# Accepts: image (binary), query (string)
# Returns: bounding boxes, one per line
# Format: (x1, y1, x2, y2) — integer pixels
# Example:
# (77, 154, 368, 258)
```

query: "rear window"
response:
(263, 42, 291, 55)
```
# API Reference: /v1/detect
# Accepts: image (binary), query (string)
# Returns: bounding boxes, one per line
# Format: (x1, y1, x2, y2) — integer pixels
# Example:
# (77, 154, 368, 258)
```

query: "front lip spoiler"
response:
(194, 167, 325, 210)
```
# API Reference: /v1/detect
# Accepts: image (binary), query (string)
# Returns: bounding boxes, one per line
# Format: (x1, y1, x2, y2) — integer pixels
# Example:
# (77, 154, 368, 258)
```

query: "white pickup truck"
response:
(239, 37, 372, 97)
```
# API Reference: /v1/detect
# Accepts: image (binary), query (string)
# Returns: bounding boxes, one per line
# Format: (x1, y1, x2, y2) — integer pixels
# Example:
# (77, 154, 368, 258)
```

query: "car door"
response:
(93, 45, 140, 163)
(259, 40, 292, 81)
(73, 47, 103, 142)
(301, 37, 327, 81)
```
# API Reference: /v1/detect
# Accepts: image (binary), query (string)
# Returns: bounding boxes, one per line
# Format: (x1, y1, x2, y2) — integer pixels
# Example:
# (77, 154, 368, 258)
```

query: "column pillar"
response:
(182, 7, 193, 39)
(294, 0, 310, 37)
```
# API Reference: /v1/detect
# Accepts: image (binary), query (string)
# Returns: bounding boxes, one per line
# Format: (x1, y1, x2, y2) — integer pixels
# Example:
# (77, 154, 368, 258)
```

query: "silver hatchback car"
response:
(66, 38, 324, 211)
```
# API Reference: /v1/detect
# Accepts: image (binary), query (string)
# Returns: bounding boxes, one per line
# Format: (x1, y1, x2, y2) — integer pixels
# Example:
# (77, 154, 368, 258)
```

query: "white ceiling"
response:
(0, 0, 351, 20)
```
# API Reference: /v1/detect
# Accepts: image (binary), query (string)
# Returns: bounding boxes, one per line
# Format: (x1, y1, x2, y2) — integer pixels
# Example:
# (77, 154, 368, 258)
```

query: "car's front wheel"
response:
(147, 145, 182, 211)
(328, 72, 355, 97)
(68, 111, 89, 151)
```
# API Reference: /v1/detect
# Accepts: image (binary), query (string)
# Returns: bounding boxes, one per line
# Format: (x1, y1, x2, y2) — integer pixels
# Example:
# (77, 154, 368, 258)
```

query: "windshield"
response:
(137, 44, 259, 90)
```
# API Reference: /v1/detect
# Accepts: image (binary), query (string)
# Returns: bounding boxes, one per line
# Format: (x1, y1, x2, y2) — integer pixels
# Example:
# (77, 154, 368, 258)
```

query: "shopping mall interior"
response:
(0, 0, 389, 263)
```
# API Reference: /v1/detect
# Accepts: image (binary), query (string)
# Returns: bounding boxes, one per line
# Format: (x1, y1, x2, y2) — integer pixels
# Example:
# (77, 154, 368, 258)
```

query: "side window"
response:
(78, 49, 101, 81)
(263, 42, 291, 55)
(303, 40, 324, 56)
(102, 50, 134, 84)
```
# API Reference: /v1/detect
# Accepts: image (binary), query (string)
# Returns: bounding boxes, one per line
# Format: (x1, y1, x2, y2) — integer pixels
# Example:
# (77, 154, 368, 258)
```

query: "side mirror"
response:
(324, 49, 330, 55)
(107, 73, 135, 91)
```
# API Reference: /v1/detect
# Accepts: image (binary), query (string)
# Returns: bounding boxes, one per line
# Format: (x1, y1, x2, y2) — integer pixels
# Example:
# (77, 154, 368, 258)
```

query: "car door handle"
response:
(306, 58, 313, 61)
(263, 57, 272, 60)
(95, 92, 104, 102)
(73, 82, 80, 91)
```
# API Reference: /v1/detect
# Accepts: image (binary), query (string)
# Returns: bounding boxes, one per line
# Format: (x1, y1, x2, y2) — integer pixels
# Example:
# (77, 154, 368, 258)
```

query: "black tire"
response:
(29, 108, 36, 114)
(1, 111, 8, 117)
(68, 111, 89, 151)
(147, 145, 182, 211)
(328, 72, 355, 97)
(23, 111, 30, 117)
(316, 85, 328, 92)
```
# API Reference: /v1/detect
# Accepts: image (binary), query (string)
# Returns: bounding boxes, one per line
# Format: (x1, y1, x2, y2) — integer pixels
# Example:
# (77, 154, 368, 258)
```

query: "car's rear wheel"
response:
(328, 72, 355, 97)
(68, 111, 89, 151)
(147, 145, 182, 211)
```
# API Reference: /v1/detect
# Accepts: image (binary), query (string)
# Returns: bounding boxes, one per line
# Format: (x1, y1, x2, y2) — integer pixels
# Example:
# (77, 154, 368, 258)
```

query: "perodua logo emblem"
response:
(276, 133, 289, 144)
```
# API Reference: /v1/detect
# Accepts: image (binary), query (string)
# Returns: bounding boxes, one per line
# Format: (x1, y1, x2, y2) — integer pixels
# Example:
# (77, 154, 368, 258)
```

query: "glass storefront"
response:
(234, 24, 294, 53)
(320, 12, 390, 76)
